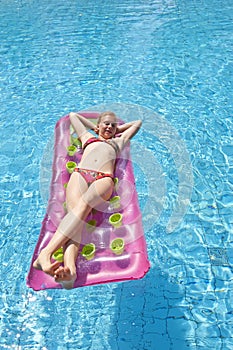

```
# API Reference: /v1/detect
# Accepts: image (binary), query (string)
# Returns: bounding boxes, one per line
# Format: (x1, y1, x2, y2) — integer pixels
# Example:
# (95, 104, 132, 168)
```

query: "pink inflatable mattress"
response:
(27, 112, 150, 290)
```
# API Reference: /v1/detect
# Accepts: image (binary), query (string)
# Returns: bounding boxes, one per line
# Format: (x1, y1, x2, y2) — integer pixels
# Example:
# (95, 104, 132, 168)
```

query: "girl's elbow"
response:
(135, 120, 142, 129)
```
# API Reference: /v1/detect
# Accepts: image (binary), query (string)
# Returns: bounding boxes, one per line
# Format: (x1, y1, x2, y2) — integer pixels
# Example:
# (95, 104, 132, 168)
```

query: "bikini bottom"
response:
(74, 167, 114, 187)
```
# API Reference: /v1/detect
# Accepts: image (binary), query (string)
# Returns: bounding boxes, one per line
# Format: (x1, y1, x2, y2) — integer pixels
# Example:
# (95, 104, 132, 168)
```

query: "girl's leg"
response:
(33, 172, 88, 275)
(33, 173, 113, 277)
(54, 176, 114, 287)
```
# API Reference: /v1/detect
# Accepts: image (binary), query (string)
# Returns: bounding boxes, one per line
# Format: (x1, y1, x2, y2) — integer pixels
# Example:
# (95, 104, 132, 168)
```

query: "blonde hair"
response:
(97, 111, 117, 125)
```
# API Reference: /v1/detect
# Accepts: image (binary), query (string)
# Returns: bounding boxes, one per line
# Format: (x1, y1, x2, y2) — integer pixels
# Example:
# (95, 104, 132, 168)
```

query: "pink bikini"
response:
(74, 137, 116, 186)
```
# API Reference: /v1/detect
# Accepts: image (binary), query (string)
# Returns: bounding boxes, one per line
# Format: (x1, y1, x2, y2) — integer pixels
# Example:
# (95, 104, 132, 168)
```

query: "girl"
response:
(33, 111, 142, 288)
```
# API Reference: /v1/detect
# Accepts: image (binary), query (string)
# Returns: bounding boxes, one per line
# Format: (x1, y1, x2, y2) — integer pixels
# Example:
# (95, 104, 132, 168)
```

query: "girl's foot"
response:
(54, 266, 77, 289)
(33, 249, 60, 276)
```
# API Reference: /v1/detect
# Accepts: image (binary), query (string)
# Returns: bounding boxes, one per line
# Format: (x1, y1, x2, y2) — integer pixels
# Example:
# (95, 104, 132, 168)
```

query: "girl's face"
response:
(97, 115, 117, 139)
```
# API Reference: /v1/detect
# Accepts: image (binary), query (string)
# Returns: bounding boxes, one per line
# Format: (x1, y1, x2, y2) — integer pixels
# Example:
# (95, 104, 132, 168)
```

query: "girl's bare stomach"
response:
(78, 144, 117, 174)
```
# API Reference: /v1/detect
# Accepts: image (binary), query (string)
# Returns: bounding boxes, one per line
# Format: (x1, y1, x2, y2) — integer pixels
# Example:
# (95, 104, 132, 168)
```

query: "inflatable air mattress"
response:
(27, 112, 150, 290)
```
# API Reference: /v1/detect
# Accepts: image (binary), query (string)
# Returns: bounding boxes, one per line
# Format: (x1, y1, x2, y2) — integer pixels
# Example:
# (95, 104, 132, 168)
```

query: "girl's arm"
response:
(69, 112, 96, 141)
(117, 120, 142, 140)
(116, 120, 142, 150)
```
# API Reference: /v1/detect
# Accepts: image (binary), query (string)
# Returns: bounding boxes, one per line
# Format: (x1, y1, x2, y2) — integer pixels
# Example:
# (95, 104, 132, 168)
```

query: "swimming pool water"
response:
(0, 0, 233, 349)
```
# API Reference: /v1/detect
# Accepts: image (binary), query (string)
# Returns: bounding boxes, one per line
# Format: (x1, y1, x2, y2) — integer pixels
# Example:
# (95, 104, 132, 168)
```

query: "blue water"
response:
(0, 0, 233, 349)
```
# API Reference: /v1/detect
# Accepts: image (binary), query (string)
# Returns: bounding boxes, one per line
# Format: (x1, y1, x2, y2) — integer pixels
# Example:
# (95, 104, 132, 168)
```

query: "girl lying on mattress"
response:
(33, 111, 142, 289)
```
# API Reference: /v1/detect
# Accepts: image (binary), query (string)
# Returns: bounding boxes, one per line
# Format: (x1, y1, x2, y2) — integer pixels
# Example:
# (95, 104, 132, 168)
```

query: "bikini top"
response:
(82, 137, 119, 154)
